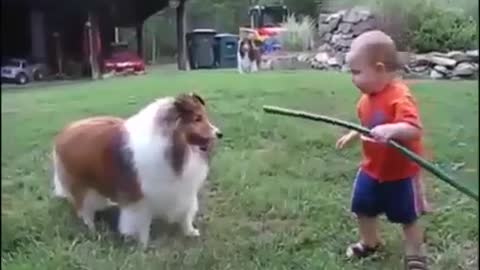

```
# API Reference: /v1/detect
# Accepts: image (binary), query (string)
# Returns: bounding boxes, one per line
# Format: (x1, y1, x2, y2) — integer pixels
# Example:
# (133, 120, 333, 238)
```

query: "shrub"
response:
(323, 0, 478, 52)
(278, 14, 315, 52)
(411, 5, 478, 52)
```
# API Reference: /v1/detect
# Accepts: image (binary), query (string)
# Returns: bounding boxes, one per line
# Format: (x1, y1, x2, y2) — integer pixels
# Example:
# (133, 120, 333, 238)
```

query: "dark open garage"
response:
(1, 0, 188, 81)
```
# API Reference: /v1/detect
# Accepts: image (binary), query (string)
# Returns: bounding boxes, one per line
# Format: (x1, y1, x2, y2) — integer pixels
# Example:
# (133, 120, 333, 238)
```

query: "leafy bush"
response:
(410, 5, 478, 52)
(323, 0, 478, 52)
(278, 14, 315, 51)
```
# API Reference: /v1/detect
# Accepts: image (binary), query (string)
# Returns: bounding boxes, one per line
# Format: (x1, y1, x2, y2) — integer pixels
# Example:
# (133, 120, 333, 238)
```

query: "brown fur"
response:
(160, 93, 214, 174)
(239, 38, 261, 64)
(54, 116, 142, 209)
(54, 93, 218, 216)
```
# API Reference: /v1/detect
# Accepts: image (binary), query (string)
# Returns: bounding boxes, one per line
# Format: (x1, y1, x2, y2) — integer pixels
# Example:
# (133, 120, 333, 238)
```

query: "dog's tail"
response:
(52, 148, 70, 198)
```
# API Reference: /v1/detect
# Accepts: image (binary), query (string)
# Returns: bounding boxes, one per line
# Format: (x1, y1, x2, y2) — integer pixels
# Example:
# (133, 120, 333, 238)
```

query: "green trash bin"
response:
(214, 33, 239, 69)
(186, 29, 217, 69)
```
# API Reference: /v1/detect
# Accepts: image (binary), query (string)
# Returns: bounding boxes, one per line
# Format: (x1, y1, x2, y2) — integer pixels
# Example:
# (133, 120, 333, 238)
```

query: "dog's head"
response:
(239, 38, 251, 53)
(162, 93, 222, 151)
(239, 38, 257, 61)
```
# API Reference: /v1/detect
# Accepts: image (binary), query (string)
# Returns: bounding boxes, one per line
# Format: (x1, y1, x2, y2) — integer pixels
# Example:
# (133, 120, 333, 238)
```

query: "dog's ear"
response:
(172, 92, 205, 115)
(190, 92, 205, 106)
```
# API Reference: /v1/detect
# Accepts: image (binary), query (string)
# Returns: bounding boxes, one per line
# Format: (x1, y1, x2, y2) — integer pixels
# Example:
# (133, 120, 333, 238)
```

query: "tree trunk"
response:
(114, 27, 120, 43)
(152, 32, 156, 64)
(136, 23, 143, 59)
(87, 12, 100, 80)
(176, 0, 188, 70)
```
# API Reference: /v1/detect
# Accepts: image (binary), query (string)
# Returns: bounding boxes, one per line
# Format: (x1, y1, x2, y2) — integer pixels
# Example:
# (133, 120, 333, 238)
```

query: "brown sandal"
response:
(405, 255, 428, 270)
(346, 242, 381, 258)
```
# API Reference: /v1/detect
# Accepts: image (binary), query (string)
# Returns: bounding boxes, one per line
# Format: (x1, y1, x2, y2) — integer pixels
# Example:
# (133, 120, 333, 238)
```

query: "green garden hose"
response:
(263, 105, 478, 202)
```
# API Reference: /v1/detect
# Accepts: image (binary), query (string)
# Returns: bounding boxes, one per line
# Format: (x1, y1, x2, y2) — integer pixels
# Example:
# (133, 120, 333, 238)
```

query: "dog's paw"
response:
(185, 228, 200, 237)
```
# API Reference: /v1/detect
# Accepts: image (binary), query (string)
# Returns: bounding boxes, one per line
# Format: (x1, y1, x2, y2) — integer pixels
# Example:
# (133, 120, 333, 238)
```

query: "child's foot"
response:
(346, 242, 382, 258)
(405, 255, 428, 270)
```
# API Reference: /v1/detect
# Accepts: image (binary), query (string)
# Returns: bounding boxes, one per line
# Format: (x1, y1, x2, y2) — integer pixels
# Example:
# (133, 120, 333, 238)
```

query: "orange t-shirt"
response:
(356, 80, 423, 182)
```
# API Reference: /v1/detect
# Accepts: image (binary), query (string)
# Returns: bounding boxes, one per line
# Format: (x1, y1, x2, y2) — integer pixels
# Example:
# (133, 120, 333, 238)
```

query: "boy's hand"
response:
(370, 123, 420, 143)
(370, 124, 396, 143)
(336, 131, 359, 149)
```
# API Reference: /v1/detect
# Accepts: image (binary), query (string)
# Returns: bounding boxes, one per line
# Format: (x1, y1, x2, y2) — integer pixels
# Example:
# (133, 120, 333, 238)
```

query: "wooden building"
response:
(1, 0, 188, 79)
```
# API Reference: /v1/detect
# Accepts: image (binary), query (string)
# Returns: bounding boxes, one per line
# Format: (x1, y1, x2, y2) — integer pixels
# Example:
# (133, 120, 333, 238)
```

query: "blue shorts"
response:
(351, 169, 426, 224)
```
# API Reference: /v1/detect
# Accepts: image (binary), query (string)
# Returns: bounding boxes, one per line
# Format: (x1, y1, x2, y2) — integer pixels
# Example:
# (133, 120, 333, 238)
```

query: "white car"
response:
(1, 58, 48, 85)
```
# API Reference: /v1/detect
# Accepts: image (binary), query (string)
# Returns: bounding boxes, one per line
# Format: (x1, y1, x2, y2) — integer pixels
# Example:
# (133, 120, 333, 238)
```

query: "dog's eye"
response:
(194, 115, 202, 122)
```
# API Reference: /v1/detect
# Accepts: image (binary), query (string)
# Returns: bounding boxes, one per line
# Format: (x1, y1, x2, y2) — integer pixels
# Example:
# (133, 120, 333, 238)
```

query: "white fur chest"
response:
(238, 51, 258, 73)
(240, 54, 253, 68)
(126, 126, 209, 223)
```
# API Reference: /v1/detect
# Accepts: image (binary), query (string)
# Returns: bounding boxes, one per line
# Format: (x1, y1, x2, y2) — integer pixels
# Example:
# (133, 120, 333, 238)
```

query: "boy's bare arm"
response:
(347, 130, 360, 139)
(370, 122, 421, 142)
(389, 122, 421, 140)
(336, 130, 360, 149)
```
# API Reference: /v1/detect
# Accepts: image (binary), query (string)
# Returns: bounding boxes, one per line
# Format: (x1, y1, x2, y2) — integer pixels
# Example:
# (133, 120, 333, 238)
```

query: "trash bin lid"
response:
(215, 33, 239, 38)
(192, 28, 217, 34)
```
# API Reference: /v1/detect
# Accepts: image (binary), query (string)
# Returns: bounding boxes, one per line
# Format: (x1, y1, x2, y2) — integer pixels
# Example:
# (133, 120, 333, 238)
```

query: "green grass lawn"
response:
(1, 68, 478, 269)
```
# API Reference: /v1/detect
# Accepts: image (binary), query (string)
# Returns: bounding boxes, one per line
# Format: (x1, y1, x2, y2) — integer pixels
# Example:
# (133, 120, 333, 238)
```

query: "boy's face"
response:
(346, 50, 387, 95)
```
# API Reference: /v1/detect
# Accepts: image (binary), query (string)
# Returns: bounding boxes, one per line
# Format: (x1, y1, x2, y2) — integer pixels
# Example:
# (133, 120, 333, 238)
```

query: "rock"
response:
(325, 13, 342, 32)
(326, 11, 345, 22)
(318, 13, 330, 24)
(338, 23, 353, 34)
(327, 17, 341, 32)
(336, 38, 353, 48)
(352, 18, 376, 36)
(410, 54, 433, 67)
(429, 55, 456, 67)
(466, 50, 479, 62)
(322, 33, 332, 42)
(310, 6, 478, 80)
(335, 52, 346, 65)
(314, 52, 329, 63)
(327, 57, 340, 67)
(341, 65, 350, 73)
(446, 51, 471, 63)
(411, 65, 429, 73)
(317, 43, 333, 53)
(312, 61, 326, 70)
(433, 65, 449, 75)
(429, 52, 449, 58)
(318, 23, 330, 38)
(331, 34, 342, 44)
(343, 7, 371, 23)
(297, 53, 311, 63)
(430, 69, 445, 79)
(453, 62, 476, 77)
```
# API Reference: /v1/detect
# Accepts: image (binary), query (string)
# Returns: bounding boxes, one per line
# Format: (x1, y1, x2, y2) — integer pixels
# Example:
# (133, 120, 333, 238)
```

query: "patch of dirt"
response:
(463, 241, 478, 270)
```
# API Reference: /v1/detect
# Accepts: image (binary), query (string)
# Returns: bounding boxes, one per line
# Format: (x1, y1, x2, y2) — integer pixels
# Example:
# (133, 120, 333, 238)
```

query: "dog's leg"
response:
(251, 60, 259, 73)
(180, 196, 200, 237)
(119, 199, 152, 249)
(237, 53, 244, 74)
(78, 189, 111, 231)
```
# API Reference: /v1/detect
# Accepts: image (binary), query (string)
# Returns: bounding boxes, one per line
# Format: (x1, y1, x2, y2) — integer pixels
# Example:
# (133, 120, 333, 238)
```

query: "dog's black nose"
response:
(216, 131, 223, 139)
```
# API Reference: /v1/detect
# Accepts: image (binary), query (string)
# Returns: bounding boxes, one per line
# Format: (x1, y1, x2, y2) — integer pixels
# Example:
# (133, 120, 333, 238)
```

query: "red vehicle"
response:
(103, 43, 145, 74)
(239, 5, 288, 51)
